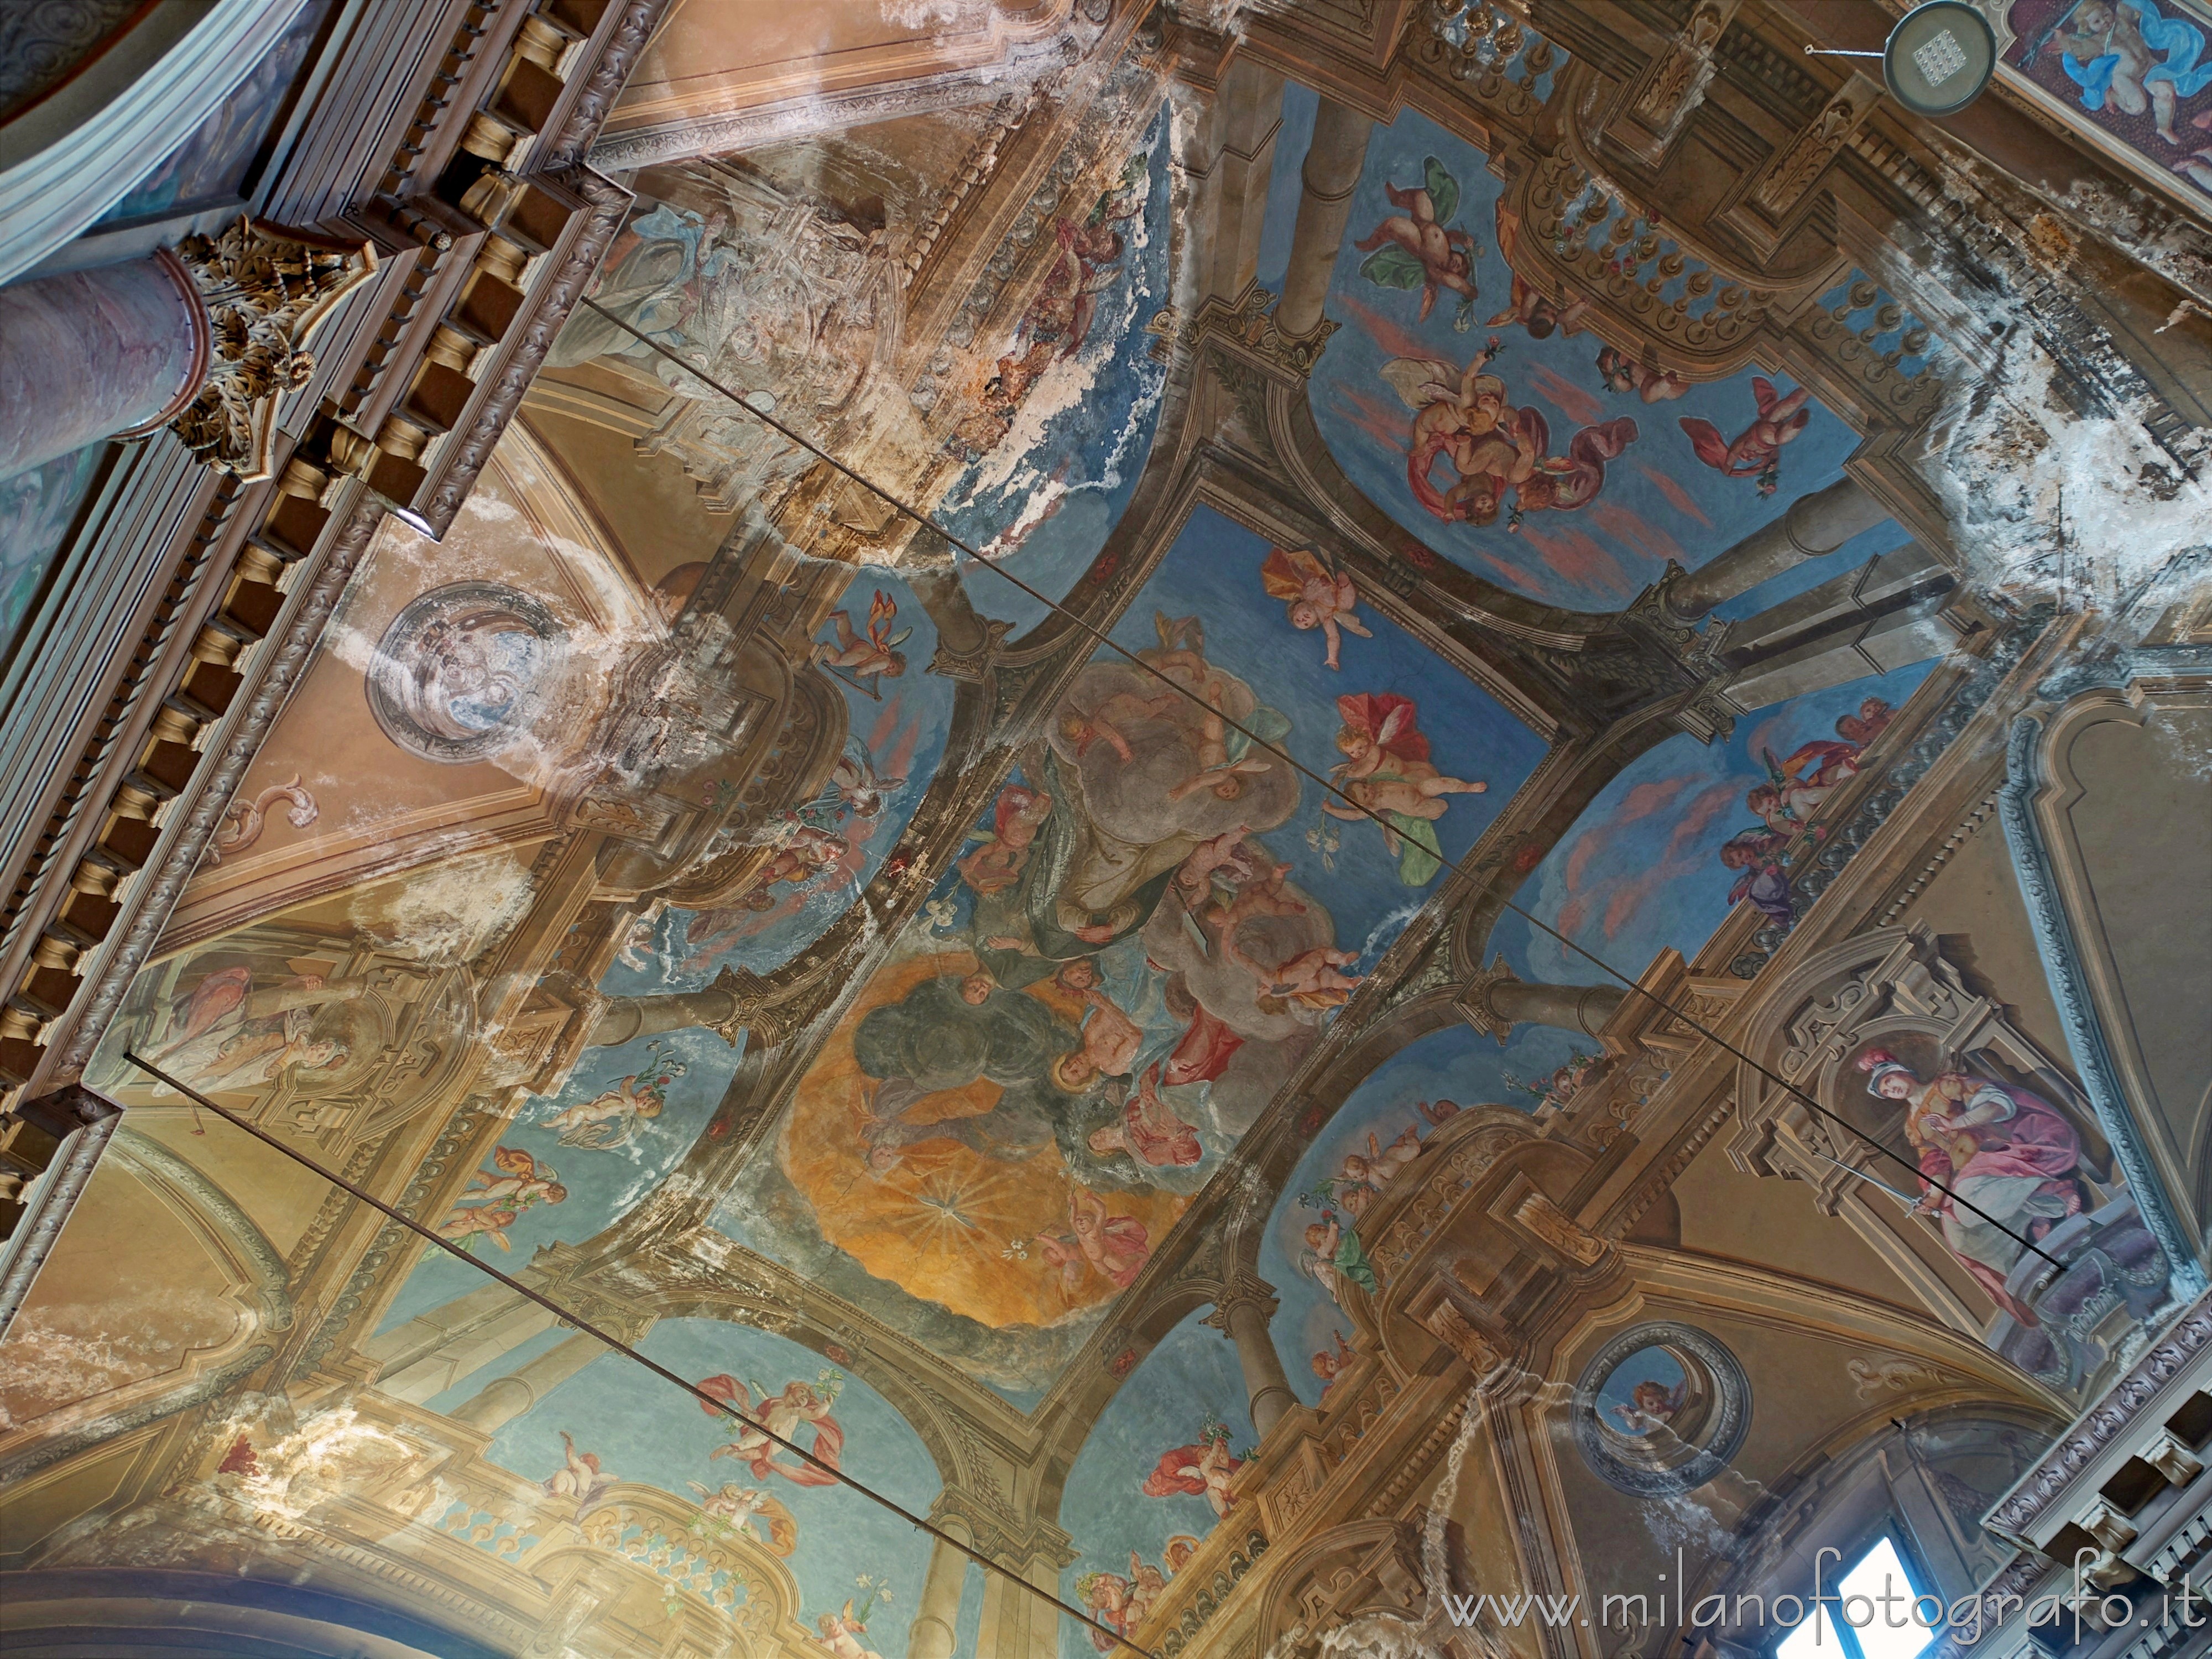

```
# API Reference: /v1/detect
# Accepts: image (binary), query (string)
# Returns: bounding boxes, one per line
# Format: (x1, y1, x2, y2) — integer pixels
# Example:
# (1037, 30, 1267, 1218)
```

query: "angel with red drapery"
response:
(1324, 692, 1487, 885)
(697, 1372, 847, 1487)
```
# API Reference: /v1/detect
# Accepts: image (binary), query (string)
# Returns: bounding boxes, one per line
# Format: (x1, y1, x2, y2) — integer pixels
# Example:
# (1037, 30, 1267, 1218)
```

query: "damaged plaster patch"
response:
(1929, 325, 2212, 626)
(348, 848, 536, 966)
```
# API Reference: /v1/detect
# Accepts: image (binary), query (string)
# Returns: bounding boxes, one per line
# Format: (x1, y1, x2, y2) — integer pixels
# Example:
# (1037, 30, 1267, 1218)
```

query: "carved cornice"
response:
(1984, 1293, 2212, 1541)
(541, 0, 680, 172)
(418, 167, 633, 536)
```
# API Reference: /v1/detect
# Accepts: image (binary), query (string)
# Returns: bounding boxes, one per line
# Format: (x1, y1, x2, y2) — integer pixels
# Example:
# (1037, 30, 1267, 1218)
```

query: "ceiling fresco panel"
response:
(713, 504, 1548, 1404)
(482, 1318, 940, 1657)
(1488, 659, 1943, 987)
(1256, 1020, 1594, 1411)
(1305, 108, 1884, 612)
(1056, 1307, 1253, 1659)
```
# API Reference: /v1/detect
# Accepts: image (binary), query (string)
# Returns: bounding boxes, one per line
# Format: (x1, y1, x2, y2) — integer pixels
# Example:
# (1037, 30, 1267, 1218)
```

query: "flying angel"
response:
(1679, 377, 1812, 495)
(812, 591, 913, 692)
(1260, 547, 1372, 670)
(686, 1481, 798, 1554)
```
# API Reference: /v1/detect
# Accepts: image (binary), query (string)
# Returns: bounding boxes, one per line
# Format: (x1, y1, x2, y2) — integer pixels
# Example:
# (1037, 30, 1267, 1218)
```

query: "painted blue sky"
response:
(1489, 659, 1940, 985)
(485, 1318, 938, 1655)
(1257, 1020, 1586, 1404)
(1109, 504, 1548, 962)
(1298, 106, 1893, 612)
(377, 1024, 741, 1332)
(943, 111, 1171, 634)
(1058, 1308, 1251, 1659)
(603, 567, 953, 993)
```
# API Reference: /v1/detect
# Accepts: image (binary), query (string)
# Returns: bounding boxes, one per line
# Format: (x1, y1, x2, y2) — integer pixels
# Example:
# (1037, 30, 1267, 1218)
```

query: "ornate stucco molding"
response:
(1984, 1292, 2212, 1544)
(1998, 711, 2207, 1297)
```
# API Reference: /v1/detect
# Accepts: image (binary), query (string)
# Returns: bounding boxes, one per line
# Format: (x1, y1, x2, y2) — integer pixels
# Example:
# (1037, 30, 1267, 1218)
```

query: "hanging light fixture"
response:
(1806, 0, 1998, 118)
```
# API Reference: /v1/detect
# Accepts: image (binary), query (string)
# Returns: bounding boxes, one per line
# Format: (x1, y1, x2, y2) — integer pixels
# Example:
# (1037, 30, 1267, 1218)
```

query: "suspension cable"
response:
(121, 1052, 1159, 1659)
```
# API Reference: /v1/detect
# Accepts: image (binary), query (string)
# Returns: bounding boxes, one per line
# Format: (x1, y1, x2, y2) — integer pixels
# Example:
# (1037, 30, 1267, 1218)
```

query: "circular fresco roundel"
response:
(367, 582, 565, 763)
(1572, 1322, 1751, 1497)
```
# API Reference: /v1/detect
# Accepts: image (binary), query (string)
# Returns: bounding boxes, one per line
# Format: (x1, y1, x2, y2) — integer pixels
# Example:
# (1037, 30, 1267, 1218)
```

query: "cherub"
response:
(816, 1604, 884, 1659)
(1679, 376, 1812, 495)
(1078, 1571, 1131, 1652)
(544, 1430, 615, 1505)
(1087, 1061, 1204, 1168)
(1037, 1186, 1151, 1290)
(1748, 737, 1861, 832)
(1595, 343, 1689, 403)
(1610, 1375, 1694, 1432)
(830, 745, 904, 820)
(1353, 156, 1481, 325)
(1055, 689, 1183, 763)
(1835, 696, 1894, 746)
(1142, 1425, 1243, 1517)
(540, 1068, 674, 1150)
(1300, 1211, 1380, 1303)
(1487, 273, 1591, 340)
(1260, 546, 1372, 670)
(958, 782, 1055, 896)
(460, 1145, 565, 1209)
(2043, 0, 2212, 146)
(1311, 1329, 1357, 1398)
(1325, 693, 1485, 885)
(435, 1201, 520, 1251)
(687, 1481, 797, 1554)
(1719, 827, 1793, 927)
(1125, 1552, 1170, 1630)
(1343, 1124, 1423, 1191)
(697, 1374, 846, 1487)
(1266, 945, 1365, 1010)
(812, 591, 912, 681)
(1417, 1097, 1463, 1127)
(1175, 827, 1257, 904)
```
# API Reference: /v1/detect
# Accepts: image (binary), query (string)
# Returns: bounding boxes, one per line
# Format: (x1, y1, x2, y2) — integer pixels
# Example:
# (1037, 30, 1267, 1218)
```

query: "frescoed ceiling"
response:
(1308, 107, 1913, 613)
(28, 7, 2176, 1659)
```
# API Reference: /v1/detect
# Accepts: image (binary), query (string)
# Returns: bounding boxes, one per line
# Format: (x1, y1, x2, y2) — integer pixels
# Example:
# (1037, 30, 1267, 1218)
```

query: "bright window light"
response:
(1773, 1534, 1933, 1659)
(1838, 1538, 1933, 1659)
(1776, 1606, 1834, 1658)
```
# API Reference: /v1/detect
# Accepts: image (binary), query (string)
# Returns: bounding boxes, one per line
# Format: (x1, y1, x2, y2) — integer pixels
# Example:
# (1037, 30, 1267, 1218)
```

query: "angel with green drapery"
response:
(1323, 692, 1486, 884)
(1353, 155, 1483, 328)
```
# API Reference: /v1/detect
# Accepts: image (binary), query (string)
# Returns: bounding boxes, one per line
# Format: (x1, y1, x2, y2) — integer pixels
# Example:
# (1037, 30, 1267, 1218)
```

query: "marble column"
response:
(1208, 1279, 1297, 1438)
(0, 251, 208, 482)
(1275, 98, 1373, 340)
(1487, 980, 1626, 1035)
(589, 969, 745, 1046)
(1662, 477, 1889, 621)
(448, 1332, 604, 1432)
(1462, 968, 1627, 1040)
(905, 1515, 972, 1659)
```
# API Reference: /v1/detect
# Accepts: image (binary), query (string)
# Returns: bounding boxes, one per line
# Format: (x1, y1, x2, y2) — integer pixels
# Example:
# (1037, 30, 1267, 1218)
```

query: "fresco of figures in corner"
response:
(1807, 937, 2180, 1400)
(2000, 0, 2212, 201)
(1488, 659, 1939, 984)
(1058, 1308, 1254, 1659)
(1306, 108, 1894, 611)
(713, 505, 1550, 1406)
(546, 95, 1171, 632)
(1258, 1020, 1602, 1408)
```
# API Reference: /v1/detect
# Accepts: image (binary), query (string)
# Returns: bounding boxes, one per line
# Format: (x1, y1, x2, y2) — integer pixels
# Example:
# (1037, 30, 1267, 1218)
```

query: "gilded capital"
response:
(168, 217, 377, 481)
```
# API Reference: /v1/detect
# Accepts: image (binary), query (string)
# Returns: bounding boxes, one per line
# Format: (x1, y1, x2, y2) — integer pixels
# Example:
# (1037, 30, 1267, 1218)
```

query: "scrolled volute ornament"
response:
(168, 217, 377, 480)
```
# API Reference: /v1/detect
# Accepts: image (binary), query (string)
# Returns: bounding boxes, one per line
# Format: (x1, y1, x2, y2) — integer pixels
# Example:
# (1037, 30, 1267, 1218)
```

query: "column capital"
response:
(1202, 1270, 1280, 1328)
(1454, 953, 1521, 1044)
(929, 1483, 1077, 1572)
(166, 217, 376, 481)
